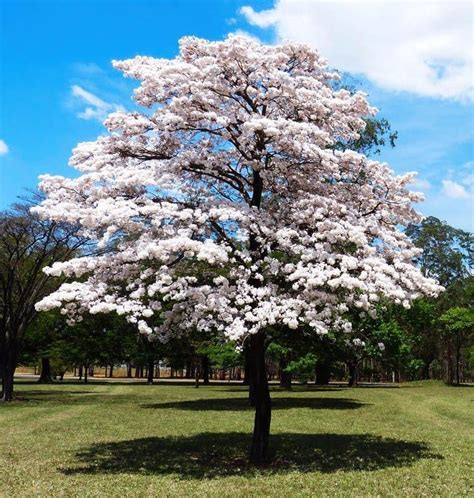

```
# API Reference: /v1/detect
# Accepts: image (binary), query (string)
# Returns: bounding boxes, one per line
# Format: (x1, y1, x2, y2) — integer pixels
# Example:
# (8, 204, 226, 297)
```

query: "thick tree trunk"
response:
(315, 361, 331, 385)
(78, 365, 83, 380)
(1, 369, 14, 401)
(249, 332, 271, 464)
(38, 357, 53, 384)
(109, 364, 114, 378)
(83, 365, 88, 383)
(126, 363, 132, 378)
(1, 342, 17, 402)
(1, 359, 15, 402)
(201, 355, 209, 385)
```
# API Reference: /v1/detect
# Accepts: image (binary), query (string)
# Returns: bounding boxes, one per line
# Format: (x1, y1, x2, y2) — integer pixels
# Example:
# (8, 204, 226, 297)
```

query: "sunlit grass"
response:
(0, 380, 472, 496)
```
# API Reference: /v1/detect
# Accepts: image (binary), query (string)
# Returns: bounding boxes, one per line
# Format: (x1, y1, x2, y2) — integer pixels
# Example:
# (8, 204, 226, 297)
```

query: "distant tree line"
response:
(14, 215, 473, 389)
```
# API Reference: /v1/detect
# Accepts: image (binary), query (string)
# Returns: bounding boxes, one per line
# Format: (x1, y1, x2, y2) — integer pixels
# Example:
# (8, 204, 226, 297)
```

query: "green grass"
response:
(0, 380, 472, 497)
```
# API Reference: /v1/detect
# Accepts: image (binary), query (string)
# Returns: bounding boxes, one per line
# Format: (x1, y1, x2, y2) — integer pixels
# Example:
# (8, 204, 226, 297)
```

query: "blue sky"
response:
(1, 0, 472, 230)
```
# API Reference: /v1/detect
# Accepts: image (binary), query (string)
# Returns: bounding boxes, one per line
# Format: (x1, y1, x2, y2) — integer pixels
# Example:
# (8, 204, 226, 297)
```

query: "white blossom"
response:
(33, 35, 442, 340)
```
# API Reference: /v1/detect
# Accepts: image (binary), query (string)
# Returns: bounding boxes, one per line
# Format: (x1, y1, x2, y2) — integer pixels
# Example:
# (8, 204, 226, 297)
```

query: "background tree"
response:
(0, 197, 85, 401)
(20, 310, 64, 383)
(406, 216, 473, 287)
(439, 306, 473, 385)
(405, 218, 473, 382)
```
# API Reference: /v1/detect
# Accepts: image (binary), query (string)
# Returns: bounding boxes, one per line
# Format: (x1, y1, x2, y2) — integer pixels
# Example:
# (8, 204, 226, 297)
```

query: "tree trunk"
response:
(1, 352, 16, 402)
(83, 365, 88, 383)
(147, 359, 154, 384)
(126, 363, 132, 378)
(78, 365, 83, 380)
(1, 332, 19, 402)
(201, 355, 209, 385)
(249, 332, 271, 463)
(315, 361, 331, 385)
(109, 364, 114, 378)
(348, 361, 358, 387)
(38, 357, 53, 384)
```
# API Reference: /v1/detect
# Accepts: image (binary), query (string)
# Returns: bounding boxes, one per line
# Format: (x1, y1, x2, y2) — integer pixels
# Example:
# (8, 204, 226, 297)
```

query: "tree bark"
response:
(249, 332, 271, 463)
(1, 352, 16, 402)
(38, 357, 53, 384)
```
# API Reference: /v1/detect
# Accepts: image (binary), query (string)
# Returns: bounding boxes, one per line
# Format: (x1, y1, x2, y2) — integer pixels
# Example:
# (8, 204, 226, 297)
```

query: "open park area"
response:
(1, 380, 472, 497)
(1, 1, 473, 496)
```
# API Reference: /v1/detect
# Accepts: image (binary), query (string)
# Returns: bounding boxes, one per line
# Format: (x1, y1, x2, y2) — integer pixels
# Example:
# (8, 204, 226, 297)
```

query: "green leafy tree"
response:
(439, 307, 474, 385)
(0, 197, 86, 400)
(406, 217, 473, 287)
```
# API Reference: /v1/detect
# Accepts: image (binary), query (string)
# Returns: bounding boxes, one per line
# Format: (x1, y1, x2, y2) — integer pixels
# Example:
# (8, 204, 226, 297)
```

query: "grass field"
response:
(0, 380, 472, 497)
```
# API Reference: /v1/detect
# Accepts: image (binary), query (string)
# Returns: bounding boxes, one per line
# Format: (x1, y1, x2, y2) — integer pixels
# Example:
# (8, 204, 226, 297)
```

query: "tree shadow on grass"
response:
(63, 432, 442, 478)
(142, 396, 366, 411)
(11, 391, 136, 405)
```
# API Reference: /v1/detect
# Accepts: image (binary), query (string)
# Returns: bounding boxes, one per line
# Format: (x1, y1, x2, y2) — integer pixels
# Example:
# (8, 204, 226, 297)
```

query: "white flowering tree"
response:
(34, 36, 441, 462)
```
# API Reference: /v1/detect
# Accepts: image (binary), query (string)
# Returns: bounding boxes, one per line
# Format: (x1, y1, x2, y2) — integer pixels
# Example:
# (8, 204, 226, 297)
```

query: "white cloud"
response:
(71, 84, 125, 121)
(411, 178, 431, 190)
(0, 139, 9, 156)
(462, 173, 474, 186)
(231, 28, 263, 43)
(241, 0, 473, 101)
(442, 179, 471, 199)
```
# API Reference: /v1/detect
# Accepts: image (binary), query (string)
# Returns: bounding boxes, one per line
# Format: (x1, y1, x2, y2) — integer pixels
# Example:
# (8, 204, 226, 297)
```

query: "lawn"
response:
(0, 380, 472, 497)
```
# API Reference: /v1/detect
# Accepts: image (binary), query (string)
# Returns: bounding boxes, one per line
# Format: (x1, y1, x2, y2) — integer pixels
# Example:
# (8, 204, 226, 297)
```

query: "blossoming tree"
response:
(34, 36, 441, 462)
